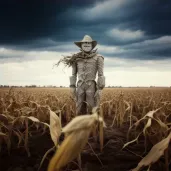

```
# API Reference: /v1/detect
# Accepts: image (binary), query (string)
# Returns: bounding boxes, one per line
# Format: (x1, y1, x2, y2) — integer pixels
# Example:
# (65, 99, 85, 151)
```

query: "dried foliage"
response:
(48, 110, 105, 171)
(132, 132, 171, 171)
(0, 87, 171, 171)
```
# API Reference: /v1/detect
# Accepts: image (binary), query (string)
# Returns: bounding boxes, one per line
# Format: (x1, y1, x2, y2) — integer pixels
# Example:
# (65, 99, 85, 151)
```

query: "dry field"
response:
(0, 87, 171, 171)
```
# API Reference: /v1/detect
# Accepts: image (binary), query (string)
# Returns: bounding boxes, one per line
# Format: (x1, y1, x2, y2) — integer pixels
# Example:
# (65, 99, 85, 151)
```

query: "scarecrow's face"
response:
(81, 42, 92, 52)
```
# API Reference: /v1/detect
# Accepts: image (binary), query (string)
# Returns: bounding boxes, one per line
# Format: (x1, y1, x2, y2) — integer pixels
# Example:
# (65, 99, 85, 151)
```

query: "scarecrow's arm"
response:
(97, 55, 105, 90)
(69, 63, 77, 88)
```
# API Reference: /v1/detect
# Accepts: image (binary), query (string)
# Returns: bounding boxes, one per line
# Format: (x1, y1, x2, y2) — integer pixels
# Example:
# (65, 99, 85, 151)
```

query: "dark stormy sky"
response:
(0, 0, 171, 86)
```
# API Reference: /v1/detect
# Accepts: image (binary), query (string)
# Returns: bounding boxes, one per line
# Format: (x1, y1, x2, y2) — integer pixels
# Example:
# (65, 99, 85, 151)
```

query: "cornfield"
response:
(0, 87, 171, 171)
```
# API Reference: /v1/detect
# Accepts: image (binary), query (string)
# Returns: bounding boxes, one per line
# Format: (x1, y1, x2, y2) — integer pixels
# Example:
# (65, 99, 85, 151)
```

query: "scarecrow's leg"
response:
(86, 81, 96, 114)
(76, 85, 86, 115)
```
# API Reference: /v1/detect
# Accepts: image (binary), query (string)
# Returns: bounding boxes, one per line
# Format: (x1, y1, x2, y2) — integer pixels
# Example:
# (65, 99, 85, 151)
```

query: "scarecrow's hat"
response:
(74, 35, 97, 49)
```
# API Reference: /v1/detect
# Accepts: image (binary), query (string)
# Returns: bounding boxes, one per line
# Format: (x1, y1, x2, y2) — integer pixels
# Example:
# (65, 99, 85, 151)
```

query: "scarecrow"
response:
(57, 35, 105, 115)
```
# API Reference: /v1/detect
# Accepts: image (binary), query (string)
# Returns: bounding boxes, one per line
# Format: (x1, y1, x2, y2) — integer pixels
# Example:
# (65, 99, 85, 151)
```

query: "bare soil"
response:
(0, 117, 170, 171)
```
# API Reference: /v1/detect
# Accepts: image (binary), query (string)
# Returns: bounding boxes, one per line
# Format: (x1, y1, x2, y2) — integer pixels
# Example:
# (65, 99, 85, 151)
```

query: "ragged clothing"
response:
(69, 50, 105, 115)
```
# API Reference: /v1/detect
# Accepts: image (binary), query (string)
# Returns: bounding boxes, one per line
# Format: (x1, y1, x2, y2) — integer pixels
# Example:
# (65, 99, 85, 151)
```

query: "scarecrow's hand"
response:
(70, 87, 77, 101)
(97, 55, 105, 90)
(94, 89, 102, 107)
(69, 62, 77, 89)
(94, 89, 102, 98)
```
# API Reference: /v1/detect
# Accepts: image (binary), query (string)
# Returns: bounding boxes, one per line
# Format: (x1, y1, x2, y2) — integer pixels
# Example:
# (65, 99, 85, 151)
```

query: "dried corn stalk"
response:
(132, 132, 171, 171)
(48, 111, 105, 171)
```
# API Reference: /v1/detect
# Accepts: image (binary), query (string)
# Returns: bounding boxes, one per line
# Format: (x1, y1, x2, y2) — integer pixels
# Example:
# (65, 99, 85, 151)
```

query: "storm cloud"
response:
(0, 0, 171, 86)
(0, 0, 171, 60)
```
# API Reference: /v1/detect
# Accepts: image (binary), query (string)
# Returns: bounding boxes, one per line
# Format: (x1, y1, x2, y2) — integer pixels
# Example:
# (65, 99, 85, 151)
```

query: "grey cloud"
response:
(0, 0, 171, 61)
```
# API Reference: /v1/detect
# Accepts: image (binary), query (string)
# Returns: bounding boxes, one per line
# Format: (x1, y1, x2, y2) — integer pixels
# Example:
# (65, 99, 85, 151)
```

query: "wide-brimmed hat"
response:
(74, 35, 97, 49)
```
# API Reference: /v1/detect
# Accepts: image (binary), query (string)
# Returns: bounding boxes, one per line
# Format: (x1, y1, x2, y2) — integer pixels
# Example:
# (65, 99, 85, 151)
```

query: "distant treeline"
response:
(0, 85, 170, 88)
(0, 85, 66, 88)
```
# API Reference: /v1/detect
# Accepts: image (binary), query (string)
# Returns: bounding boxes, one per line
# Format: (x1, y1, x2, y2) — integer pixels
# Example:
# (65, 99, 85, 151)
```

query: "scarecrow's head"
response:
(74, 35, 97, 53)
(81, 42, 92, 52)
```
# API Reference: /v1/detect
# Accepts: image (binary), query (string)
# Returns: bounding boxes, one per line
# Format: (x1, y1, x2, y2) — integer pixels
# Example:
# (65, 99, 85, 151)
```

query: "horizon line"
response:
(0, 85, 171, 88)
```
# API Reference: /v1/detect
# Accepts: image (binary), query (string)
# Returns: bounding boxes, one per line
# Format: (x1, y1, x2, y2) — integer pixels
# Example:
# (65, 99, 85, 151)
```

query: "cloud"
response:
(0, 36, 171, 64)
(97, 45, 125, 54)
(126, 36, 171, 49)
(0, 60, 71, 86)
(82, 0, 128, 20)
(104, 57, 171, 72)
(107, 29, 145, 41)
(0, 0, 170, 48)
(105, 70, 171, 87)
(0, 47, 74, 63)
(99, 36, 171, 60)
(0, 0, 171, 86)
(1, 56, 171, 87)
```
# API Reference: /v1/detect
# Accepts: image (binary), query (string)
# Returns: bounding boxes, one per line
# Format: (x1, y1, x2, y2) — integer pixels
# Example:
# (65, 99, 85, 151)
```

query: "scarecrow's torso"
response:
(75, 53, 103, 86)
